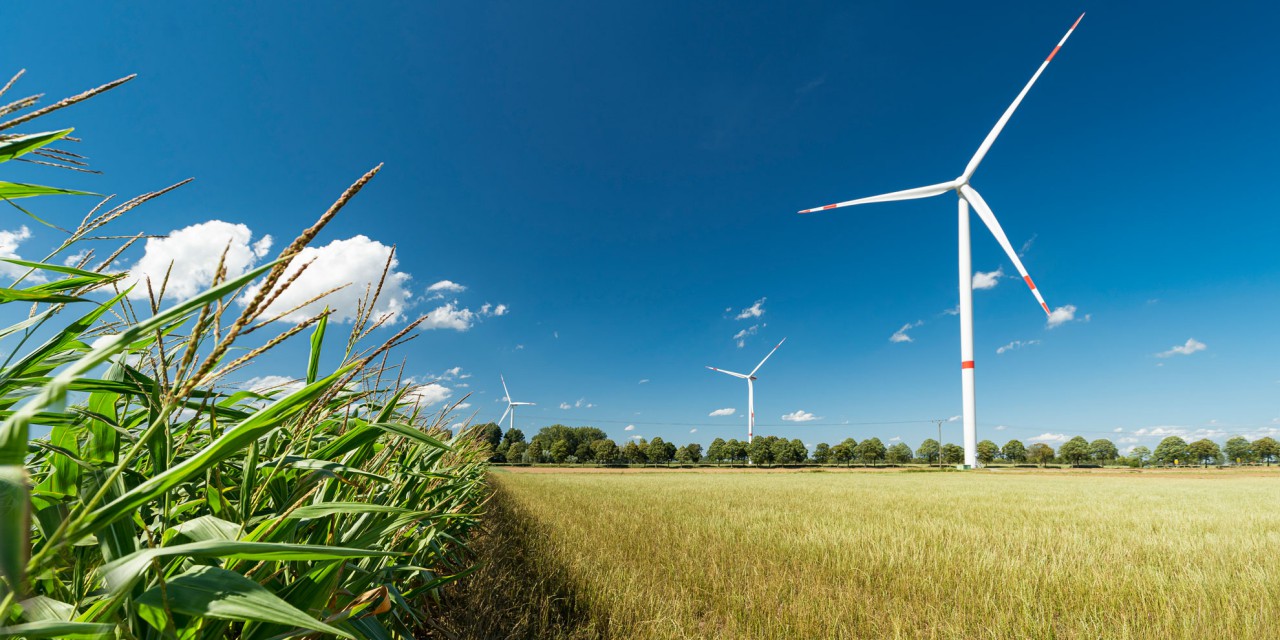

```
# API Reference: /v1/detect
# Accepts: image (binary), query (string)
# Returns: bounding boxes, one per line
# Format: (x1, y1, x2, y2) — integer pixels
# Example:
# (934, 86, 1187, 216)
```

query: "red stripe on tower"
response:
(1024, 275, 1037, 290)
(1041, 302, 1051, 315)
(822, 204, 837, 210)
(1046, 46, 1062, 62)
(961, 361, 975, 369)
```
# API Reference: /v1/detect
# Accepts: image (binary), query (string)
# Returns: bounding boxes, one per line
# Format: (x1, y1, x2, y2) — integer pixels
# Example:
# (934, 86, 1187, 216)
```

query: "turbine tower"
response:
(498, 374, 534, 433)
(707, 338, 786, 443)
(797, 14, 1084, 468)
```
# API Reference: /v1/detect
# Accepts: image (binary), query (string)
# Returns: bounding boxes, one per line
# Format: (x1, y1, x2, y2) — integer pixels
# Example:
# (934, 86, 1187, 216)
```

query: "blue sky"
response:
(3, 2, 1278, 452)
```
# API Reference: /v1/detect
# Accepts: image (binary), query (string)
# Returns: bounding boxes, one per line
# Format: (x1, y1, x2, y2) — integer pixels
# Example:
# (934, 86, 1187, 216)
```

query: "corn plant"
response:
(0, 71, 490, 639)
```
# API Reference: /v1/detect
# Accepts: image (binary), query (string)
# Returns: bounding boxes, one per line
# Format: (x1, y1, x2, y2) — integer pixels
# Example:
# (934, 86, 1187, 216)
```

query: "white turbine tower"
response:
(498, 374, 534, 433)
(798, 14, 1084, 468)
(707, 338, 786, 443)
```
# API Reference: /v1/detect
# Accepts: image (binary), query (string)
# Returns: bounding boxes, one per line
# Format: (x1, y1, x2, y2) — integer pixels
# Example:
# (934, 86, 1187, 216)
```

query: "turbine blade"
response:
(706, 366, 749, 380)
(798, 181, 956, 214)
(960, 184, 1051, 316)
(500, 374, 511, 404)
(749, 337, 787, 377)
(498, 405, 511, 426)
(962, 13, 1085, 181)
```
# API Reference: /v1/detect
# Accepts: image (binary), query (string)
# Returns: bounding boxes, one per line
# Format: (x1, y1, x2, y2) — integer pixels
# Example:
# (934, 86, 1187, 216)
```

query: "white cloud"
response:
(1031, 432, 1069, 444)
(61, 249, 90, 268)
(427, 280, 466, 294)
(629, 435, 643, 440)
(942, 305, 960, 316)
(514, 344, 525, 350)
(1018, 234, 1037, 257)
(972, 267, 1004, 290)
(638, 379, 650, 384)
(997, 339, 1041, 355)
(1156, 338, 1207, 358)
(240, 375, 303, 395)
(781, 409, 820, 422)
(0, 226, 45, 282)
(241, 234, 412, 325)
(735, 297, 766, 320)
(947, 415, 961, 422)
(994, 425, 1008, 431)
(559, 402, 572, 410)
(403, 382, 452, 407)
(709, 408, 735, 417)
(889, 436, 901, 441)
(1114, 427, 1124, 433)
(890, 320, 923, 343)
(1046, 305, 1081, 329)
(624, 424, 635, 431)
(733, 324, 764, 348)
(419, 300, 508, 331)
(690, 428, 698, 433)
(129, 220, 271, 302)
(455, 402, 472, 410)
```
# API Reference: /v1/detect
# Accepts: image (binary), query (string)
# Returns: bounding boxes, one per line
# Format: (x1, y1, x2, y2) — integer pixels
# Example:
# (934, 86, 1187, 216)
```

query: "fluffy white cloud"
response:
(240, 375, 303, 394)
(624, 424, 635, 431)
(735, 297, 766, 320)
(997, 339, 1041, 355)
(418, 300, 508, 331)
(638, 379, 650, 384)
(1046, 305, 1083, 329)
(61, 249, 90, 268)
(1156, 338, 1207, 358)
(559, 402, 572, 410)
(890, 320, 923, 343)
(629, 435, 643, 440)
(972, 267, 1004, 290)
(889, 436, 901, 441)
(427, 280, 466, 294)
(690, 428, 698, 433)
(994, 425, 1008, 431)
(948, 415, 960, 422)
(1114, 427, 1124, 433)
(1031, 432, 1069, 444)
(403, 382, 452, 407)
(733, 324, 764, 348)
(709, 408, 735, 417)
(127, 221, 271, 302)
(240, 234, 410, 325)
(0, 226, 44, 282)
(781, 409, 820, 422)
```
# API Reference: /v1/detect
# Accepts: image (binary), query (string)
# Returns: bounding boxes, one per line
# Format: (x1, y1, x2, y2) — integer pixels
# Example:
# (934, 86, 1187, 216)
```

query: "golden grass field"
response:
(462, 467, 1280, 639)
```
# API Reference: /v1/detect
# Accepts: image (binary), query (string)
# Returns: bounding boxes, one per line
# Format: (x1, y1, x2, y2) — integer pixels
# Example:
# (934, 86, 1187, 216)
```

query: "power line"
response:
(514, 413, 937, 429)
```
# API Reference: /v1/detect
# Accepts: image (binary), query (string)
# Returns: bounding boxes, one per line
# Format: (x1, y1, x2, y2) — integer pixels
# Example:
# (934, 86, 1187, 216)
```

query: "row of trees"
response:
(474, 423, 1280, 468)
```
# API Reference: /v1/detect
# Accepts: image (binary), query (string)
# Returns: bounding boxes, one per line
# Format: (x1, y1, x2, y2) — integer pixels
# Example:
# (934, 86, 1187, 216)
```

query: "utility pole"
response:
(933, 419, 945, 469)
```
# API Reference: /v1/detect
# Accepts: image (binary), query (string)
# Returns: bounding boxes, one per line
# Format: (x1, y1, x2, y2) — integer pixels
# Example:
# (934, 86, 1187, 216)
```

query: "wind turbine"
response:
(498, 374, 534, 433)
(707, 338, 786, 443)
(797, 14, 1084, 468)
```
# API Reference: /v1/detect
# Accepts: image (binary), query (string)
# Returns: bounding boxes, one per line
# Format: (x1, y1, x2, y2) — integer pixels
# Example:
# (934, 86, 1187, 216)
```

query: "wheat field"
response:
(464, 467, 1280, 639)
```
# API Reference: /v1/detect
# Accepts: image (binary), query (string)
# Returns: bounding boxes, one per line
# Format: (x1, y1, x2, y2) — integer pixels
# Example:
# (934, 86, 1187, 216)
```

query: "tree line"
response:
(472, 423, 1280, 468)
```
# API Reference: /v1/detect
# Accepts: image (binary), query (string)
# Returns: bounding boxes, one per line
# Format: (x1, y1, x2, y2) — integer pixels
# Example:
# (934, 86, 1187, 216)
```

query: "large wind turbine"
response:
(707, 338, 786, 443)
(798, 14, 1084, 468)
(498, 374, 534, 433)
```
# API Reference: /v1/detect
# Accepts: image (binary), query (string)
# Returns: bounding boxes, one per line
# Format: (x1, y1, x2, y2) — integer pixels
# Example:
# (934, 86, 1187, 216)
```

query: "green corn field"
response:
(0, 72, 490, 639)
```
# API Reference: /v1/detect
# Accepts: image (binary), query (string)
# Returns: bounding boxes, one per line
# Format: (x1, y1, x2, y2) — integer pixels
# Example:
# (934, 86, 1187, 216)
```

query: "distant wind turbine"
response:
(707, 338, 786, 443)
(797, 14, 1085, 468)
(498, 374, 534, 433)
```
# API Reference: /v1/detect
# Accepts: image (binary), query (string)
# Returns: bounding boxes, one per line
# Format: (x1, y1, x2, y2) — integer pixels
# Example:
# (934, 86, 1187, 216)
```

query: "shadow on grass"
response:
(430, 484, 608, 639)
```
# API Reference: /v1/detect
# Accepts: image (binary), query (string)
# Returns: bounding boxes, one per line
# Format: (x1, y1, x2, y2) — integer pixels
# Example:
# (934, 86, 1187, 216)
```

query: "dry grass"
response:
(463, 468, 1280, 639)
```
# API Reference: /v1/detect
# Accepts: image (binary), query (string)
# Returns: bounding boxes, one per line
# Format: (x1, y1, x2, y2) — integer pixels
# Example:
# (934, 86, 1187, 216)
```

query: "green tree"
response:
(940, 443, 964, 465)
(976, 440, 1000, 465)
(1187, 438, 1222, 466)
(855, 437, 886, 466)
(1129, 446, 1151, 467)
(749, 435, 778, 465)
(725, 438, 748, 463)
(1223, 436, 1253, 464)
(772, 437, 800, 465)
(707, 438, 727, 464)
(475, 422, 503, 453)
(574, 441, 594, 462)
(1059, 436, 1090, 466)
(1001, 439, 1027, 463)
(1254, 437, 1280, 466)
(549, 439, 571, 463)
(647, 437, 672, 466)
(831, 442, 854, 466)
(916, 439, 940, 464)
(621, 439, 645, 464)
(790, 438, 809, 464)
(502, 427, 526, 450)
(1089, 439, 1119, 463)
(812, 442, 832, 464)
(592, 438, 619, 465)
(677, 443, 703, 464)
(886, 442, 913, 465)
(1027, 442, 1055, 467)
(507, 441, 529, 463)
(1153, 436, 1189, 466)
